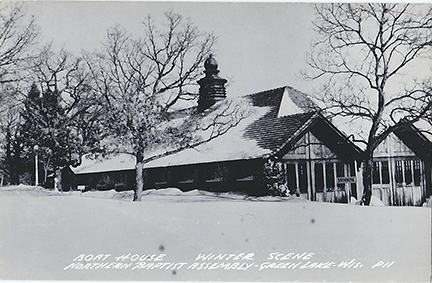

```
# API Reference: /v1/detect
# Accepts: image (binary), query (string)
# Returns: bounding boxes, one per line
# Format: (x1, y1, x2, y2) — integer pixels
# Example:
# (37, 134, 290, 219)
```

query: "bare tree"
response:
(305, 3, 432, 205)
(0, 3, 38, 85)
(21, 46, 105, 191)
(86, 12, 249, 201)
(0, 3, 38, 184)
(0, 86, 23, 185)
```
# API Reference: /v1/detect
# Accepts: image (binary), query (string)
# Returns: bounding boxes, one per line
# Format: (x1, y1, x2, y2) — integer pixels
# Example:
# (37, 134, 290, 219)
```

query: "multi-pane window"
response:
(394, 159, 422, 186)
(372, 161, 390, 185)
(404, 160, 413, 185)
(315, 162, 354, 192)
(395, 160, 403, 184)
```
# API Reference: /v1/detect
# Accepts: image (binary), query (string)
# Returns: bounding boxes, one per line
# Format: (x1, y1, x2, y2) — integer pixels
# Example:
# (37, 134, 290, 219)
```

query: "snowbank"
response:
(0, 185, 430, 282)
(0, 184, 60, 196)
(76, 187, 308, 203)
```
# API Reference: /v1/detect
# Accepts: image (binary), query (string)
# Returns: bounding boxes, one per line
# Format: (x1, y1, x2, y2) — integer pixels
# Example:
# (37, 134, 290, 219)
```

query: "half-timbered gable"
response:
(370, 128, 432, 206)
(282, 131, 359, 203)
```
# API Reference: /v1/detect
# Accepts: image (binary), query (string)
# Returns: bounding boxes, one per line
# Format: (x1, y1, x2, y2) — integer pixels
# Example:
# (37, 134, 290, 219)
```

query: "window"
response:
(154, 169, 168, 185)
(315, 163, 324, 193)
(285, 162, 308, 194)
(326, 163, 334, 189)
(372, 161, 390, 185)
(395, 160, 403, 184)
(404, 160, 413, 185)
(236, 165, 255, 182)
(298, 162, 308, 194)
(178, 168, 194, 184)
(414, 160, 421, 186)
(372, 162, 380, 184)
(394, 159, 422, 186)
(287, 164, 296, 194)
(381, 161, 390, 184)
(336, 162, 344, 177)
(205, 165, 224, 183)
(336, 162, 345, 190)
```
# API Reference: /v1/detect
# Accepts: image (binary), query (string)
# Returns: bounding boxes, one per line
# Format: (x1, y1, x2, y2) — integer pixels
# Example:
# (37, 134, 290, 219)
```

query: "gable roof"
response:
(71, 154, 136, 175)
(243, 87, 317, 152)
(71, 85, 359, 173)
(143, 86, 320, 169)
(393, 125, 432, 161)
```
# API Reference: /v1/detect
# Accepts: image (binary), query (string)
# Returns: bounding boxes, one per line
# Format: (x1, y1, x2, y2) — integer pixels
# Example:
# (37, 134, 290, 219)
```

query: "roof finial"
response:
(204, 54, 218, 72)
(197, 54, 227, 112)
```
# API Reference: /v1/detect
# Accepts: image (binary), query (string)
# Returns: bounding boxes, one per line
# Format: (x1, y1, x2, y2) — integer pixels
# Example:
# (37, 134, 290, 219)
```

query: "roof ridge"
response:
(244, 86, 287, 98)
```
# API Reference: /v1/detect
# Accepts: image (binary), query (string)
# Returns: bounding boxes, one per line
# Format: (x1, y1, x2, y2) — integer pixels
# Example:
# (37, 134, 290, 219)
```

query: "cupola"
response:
(197, 55, 227, 112)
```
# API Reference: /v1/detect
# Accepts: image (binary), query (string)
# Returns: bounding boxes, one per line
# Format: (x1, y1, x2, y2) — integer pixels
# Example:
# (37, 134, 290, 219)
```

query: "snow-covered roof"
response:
(144, 86, 317, 168)
(71, 154, 136, 174)
(72, 86, 318, 173)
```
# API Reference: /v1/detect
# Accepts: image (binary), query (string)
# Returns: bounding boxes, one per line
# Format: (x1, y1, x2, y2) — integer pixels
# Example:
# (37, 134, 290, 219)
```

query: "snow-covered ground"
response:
(0, 185, 430, 282)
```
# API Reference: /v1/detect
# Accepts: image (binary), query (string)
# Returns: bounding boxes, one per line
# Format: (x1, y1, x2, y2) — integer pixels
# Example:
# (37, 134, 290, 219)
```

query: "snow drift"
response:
(0, 185, 430, 282)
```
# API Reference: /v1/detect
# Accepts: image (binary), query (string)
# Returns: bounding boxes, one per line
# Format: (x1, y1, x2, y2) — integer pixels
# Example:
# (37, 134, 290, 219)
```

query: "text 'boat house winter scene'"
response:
(71, 56, 432, 207)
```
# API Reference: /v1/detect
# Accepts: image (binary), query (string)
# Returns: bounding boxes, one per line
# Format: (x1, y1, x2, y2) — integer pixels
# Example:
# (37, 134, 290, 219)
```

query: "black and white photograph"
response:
(0, 1, 431, 282)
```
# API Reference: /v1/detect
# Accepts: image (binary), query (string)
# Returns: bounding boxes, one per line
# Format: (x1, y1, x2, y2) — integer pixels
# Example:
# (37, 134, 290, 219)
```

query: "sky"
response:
(19, 1, 318, 97)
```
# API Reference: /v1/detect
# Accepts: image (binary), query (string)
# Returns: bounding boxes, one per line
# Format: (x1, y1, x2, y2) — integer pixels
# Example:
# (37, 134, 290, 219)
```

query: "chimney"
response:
(197, 55, 227, 112)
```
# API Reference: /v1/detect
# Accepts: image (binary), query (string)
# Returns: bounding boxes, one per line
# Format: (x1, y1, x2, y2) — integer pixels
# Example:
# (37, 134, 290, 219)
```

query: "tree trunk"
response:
(12, 141, 21, 185)
(133, 161, 144, 202)
(6, 134, 20, 185)
(361, 154, 373, 206)
(54, 167, 63, 192)
(43, 163, 49, 186)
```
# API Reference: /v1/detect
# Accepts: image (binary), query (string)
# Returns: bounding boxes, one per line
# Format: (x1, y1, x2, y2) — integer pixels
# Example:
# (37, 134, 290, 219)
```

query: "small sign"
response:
(337, 176, 357, 183)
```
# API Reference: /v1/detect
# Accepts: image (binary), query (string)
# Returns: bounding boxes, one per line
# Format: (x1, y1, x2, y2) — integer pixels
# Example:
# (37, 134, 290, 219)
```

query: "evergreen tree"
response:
(20, 84, 77, 190)
(22, 48, 106, 191)
(262, 159, 289, 197)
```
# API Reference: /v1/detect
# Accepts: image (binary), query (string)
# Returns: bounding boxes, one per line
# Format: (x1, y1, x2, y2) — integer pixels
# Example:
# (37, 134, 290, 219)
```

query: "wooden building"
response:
(142, 84, 363, 202)
(367, 126, 432, 206)
(70, 56, 432, 206)
(70, 154, 136, 192)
